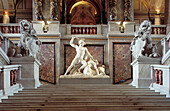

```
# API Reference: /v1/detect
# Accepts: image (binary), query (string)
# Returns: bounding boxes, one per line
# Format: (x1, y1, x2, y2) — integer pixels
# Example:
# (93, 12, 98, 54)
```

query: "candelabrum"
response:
(50, 0, 59, 21)
(109, 0, 117, 21)
(35, 0, 43, 20)
(124, 0, 131, 21)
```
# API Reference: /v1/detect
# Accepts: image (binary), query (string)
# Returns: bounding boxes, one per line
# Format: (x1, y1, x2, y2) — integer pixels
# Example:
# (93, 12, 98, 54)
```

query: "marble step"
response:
(3, 97, 170, 103)
(20, 89, 154, 92)
(1, 101, 170, 106)
(19, 91, 157, 94)
(9, 94, 166, 98)
(0, 105, 170, 110)
(13, 92, 161, 96)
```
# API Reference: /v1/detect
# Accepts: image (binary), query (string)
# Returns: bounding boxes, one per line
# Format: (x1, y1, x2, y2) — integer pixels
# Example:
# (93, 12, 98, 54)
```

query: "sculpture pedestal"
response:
(59, 78, 111, 84)
(10, 57, 41, 88)
(131, 57, 161, 88)
(32, 21, 44, 34)
(47, 21, 60, 34)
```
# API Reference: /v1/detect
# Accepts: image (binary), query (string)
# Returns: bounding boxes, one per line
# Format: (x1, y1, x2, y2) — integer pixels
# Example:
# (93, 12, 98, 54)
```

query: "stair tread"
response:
(1, 84, 169, 110)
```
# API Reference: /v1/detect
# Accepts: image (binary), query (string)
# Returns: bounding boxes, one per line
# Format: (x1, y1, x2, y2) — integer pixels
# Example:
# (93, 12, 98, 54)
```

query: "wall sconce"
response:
(3, 9, 10, 24)
(154, 9, 161, 25)
(43, 25, 48, 33)
(119, 25, 124, 33)
(156, 9, 160, 15)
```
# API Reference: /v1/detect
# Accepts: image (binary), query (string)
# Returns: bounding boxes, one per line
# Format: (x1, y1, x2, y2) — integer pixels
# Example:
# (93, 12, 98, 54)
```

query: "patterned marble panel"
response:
(113, 44, 132, 83)
(64, 45, 104, 72)
(37, 43, 55, 83)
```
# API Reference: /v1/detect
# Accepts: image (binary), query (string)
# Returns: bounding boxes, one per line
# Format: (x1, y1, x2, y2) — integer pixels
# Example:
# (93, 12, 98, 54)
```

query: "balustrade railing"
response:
(151, 25, 166, 35)
(0, 65, 22, 96)
(150, 65, 170, 97)
(135, 24, 167, 35)
(71, 25, 97, 35)
(154, 69, 163, 85)
(0, 24, 20, 34)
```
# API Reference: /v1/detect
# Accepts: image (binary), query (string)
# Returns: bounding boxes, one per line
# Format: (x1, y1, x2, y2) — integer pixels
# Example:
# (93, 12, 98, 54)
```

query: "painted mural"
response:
(113, 44, 132, 83)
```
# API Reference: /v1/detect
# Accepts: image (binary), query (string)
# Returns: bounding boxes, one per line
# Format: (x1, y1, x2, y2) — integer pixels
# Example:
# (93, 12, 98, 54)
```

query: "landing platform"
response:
(59, 78, 111, 84)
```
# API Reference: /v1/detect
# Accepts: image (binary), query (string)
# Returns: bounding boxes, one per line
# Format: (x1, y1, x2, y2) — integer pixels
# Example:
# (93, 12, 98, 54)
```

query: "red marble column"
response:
(90, 28, 93, 34)
(71, 28, 74, 34)
(79, 27, 81, 34)
(75, 27, 78, 34)
(168, 38, 170, 49)
(3, 26, 6, 33)
(10, 70, 14, 86)
(13, 70, 17, 85)
(17, 26, 20, 33)
(83, 27, 85, 34)
(86, 28, 89, 34)
(155, 69, 159, 84)
(159, 70, 163, 85)
(14, 26, 17, 33)
(10, 26, 13, 33)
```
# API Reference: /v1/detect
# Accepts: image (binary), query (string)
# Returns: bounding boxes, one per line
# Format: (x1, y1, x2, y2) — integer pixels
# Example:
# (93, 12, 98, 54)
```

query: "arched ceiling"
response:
(66, 0, 101, 16)
(70, 1, 97, 15)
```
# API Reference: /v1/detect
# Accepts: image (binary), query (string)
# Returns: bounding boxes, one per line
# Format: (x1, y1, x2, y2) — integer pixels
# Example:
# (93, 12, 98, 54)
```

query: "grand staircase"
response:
(1, 84, 170, 111)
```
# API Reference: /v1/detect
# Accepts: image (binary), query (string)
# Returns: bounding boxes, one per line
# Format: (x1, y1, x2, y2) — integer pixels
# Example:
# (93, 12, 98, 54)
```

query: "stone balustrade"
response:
(161, 33, 170, 64)
(0, 23, 20, 34)
(151, 25, 166, 35)
(135, 24, 167, 35)
(154, 69, 163, 85)
(0, 65, 22, 98)
(150, 65, 170, 97)
(71, 26, 97, 35)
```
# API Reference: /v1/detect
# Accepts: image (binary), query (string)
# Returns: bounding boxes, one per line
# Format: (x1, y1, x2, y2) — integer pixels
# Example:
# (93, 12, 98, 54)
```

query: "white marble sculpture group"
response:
(130, 20, 160, 59)
(62, 36, 108, 78)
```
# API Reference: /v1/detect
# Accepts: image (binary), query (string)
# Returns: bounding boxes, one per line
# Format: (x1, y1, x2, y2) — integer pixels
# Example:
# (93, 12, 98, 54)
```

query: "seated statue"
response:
(130, 20, 159, 59)
(17, 20, 41, 58)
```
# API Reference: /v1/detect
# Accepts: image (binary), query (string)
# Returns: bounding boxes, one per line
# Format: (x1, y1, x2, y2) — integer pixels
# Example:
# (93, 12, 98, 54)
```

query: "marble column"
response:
(61, 0, 66, 24)
(165, 0, 170, 34)
(101, 0, 105, 24)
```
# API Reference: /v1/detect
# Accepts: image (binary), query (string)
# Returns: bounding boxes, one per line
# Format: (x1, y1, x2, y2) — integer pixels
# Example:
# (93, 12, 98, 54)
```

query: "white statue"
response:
(130, 20, 159, 59)
(83, 58, 100, 75)
(64, 36, 95, 75)
(18, 20, 41, 58)
(63, 36, 108, 78)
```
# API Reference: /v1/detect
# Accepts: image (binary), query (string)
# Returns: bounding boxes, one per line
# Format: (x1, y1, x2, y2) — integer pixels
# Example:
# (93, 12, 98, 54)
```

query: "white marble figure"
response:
(83, 58, 100, 76)
(18, 20, 41, 58)
(63, 36, 108, 78)
(130, 20, 157, 59)
(64, 36, 95, 75)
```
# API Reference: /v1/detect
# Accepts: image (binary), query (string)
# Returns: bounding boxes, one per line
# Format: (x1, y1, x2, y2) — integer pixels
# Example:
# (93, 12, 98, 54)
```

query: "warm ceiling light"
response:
(156, 9, 160, 14)
(3, 10, 9, 15)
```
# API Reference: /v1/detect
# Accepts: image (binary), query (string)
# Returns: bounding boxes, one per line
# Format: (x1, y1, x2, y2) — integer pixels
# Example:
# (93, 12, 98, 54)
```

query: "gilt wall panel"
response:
(113, 43, 132, 83)
(38, 43, 55, 84)
(64, 45, 104, 72)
